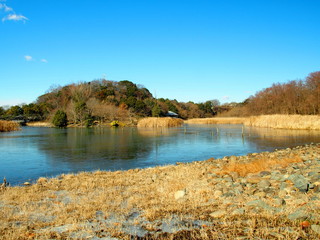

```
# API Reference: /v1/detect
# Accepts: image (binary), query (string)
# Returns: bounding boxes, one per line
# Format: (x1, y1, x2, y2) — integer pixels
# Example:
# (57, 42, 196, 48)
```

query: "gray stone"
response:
(259, 171, 271, 177)
(288, 174, 310, 192)
(273, 198, 286, 207)
(287, 209, 309, 221)
(232, 208, 245, 215)
(257, 180, 271, 189)
(246, 200, 277, 213)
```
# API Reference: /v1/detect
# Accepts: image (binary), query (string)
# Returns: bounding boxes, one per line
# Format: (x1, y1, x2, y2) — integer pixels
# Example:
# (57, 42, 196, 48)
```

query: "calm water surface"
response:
(1, 124, 320, 185)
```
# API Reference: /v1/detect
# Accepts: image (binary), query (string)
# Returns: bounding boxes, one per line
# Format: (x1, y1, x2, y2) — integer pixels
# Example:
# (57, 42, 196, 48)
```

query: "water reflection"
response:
(0, 125, 319, 185)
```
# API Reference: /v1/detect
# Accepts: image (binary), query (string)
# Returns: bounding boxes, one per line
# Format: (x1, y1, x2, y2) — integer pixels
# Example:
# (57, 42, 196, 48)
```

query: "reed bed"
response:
(26, 121, 53, 127)
(137, 117, 184, 128)
(0, 120, 20, 132)
(244, 114, 320, 130)
(185, 117, 247, 125)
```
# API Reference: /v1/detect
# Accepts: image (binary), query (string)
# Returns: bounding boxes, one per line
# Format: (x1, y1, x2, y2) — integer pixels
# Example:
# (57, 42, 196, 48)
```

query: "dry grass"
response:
(245, 114, 320, 130)
(1, 145, 320, 239)
(220, 155, 302, 177)
(26, 121, 53, 127)
(137, 117, 184, 128)
(185, 117, 247, 125)
(0, 120, 20, 132)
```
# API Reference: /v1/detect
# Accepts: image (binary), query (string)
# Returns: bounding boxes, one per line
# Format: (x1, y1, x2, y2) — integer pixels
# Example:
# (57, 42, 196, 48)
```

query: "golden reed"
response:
(137, 117, 184, 128)
(0, 120, 20, 132)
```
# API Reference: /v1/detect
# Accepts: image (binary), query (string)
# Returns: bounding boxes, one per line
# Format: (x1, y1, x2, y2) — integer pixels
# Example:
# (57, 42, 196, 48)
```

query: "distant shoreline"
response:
(24, 114, 320, 130)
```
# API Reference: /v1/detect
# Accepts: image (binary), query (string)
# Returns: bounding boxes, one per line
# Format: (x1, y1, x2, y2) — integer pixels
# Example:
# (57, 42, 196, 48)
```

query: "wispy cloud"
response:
(2, 13, 28, 22)
(0, 3, 12, 12)
(24, 55, 33, 61)
(222, 96, 230, 101)
(41, 59, 48, 63)
(1, 2, 28, 22)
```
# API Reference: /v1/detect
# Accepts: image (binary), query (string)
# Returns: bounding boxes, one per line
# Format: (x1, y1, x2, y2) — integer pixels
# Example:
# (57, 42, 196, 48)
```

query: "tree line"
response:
(245, 71, 320, 115)
(0, 79, 221, 126)
(219, 71, 320, 117)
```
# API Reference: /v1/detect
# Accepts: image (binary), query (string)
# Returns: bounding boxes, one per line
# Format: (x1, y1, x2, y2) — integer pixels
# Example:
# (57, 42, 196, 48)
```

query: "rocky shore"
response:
(1, 144, 320, 239)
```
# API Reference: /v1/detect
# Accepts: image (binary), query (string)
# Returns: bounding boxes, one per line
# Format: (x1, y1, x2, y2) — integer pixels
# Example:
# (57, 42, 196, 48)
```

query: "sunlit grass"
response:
(0, 120, 20, 132)
(244, 114, 320, 130)
(137, 117, 184, 128)
(219, 155, 302, 177)
(185, 117, 247, 124)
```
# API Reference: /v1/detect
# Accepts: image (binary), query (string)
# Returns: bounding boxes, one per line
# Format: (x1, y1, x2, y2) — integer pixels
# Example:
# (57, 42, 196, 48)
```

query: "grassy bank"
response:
(185, 117, 246, 125)
(185, 115, 320, 130)
(0, 120, 20, 132)
(1, 144, 320, 239)
(137, 117, 184, 128)
(244, 115, 320, 130)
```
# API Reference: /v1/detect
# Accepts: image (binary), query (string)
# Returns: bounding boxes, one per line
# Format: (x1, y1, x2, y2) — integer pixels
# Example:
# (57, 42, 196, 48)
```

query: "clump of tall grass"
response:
(137, 117, 184, 128)
(0, 120, 20, 132)
(185, 117, 246, 125)
(244, 115, 320, 130)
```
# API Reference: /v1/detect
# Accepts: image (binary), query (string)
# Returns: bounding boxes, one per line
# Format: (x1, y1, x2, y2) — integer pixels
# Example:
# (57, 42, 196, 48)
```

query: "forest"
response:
(0, 80, 223, 126)
(219, 71, 320, 117)
(0, 71, 319, 126)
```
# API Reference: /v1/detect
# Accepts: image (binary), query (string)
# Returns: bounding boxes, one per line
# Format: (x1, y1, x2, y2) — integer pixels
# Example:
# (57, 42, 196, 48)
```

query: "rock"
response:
(232, 208, 245, 215)
(288, 174, 310, 192)
(254, 192, 266, 198)
(257, 180, 271, 189)
(246, 177, 261, 184)
(174, 190, 186, 200)
(23, 182, 31, 186)
(209, 210, 227, 218)
(246, 200, 276, 213)
(273, 198, 286, 207)
(287, 209, 309, 221)
(259, 171, 271, 177)
(311, 225, 320, 234)
(213, 190, 223, 198)
(223, 176, 233, 182)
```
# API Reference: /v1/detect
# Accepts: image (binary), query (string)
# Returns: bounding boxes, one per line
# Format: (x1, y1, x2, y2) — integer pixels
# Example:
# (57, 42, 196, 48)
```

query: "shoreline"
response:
(24, 114, 320, 131)
(1, 144, 320, 239)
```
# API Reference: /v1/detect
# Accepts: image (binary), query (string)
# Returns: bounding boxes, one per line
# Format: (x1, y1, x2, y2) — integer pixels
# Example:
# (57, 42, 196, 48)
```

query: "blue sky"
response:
(0, 0, 319, 106)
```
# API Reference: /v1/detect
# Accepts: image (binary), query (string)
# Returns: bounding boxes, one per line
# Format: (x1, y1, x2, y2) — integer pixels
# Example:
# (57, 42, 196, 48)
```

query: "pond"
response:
(1, 124, 320, 185)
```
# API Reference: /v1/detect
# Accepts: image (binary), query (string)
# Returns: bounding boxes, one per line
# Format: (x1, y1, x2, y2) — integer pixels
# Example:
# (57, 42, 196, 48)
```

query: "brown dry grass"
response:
(220, 155, 302, 177)
(0, 120, 20, 132)
(185, 117, 247, 125)
(244, 114, 320, 130)
(137, 117, 184, 128)
(26, 121, 53, 127)
(1, 145, 320, 239)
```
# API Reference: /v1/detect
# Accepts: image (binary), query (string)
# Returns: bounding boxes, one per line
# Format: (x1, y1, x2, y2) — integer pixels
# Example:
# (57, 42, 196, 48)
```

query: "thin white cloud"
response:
(0, 3, 12, 12)
(41, 59, 48, 63)
(222, 96, 230, 101)
(2, 13, 28, 22)
(1, 2, 28, 22)
(24, 55, 33, 61)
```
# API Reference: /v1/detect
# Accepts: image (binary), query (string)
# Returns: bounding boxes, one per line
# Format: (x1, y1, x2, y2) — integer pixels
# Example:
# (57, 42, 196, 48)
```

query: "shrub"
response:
(52, 110, 68, 127)
(0, 120, 20, 132)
